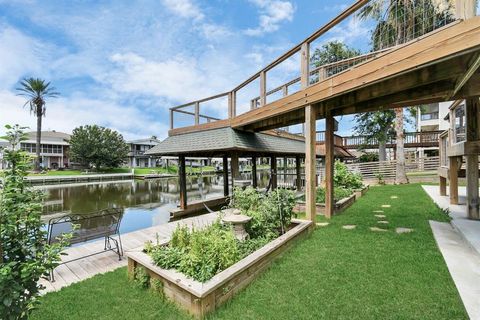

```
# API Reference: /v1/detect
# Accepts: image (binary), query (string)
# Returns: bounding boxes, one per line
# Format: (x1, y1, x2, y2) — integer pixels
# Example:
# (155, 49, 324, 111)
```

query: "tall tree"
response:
(16, 78, 59, 172)
(310, 41, 361, 81)
(69, 125, 129, 170)
(358, 0, 454, 183)
(353, 111, 395, 161)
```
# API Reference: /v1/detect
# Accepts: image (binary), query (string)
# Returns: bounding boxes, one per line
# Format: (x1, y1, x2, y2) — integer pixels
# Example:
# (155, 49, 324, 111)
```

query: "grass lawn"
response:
(31, 184, 467, 320)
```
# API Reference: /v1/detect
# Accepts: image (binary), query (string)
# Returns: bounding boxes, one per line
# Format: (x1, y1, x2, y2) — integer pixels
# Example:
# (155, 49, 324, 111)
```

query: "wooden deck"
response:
(39, 213, 218, 293)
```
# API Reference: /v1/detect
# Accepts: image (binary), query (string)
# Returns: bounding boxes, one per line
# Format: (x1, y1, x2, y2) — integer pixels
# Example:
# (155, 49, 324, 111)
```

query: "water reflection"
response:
(40, 170, 296, 234)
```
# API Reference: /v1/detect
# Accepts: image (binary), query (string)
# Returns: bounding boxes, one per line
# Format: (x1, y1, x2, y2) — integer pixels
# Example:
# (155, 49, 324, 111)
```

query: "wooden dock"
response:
(39, 213, 218, 293)
(26, 172, 134, 185)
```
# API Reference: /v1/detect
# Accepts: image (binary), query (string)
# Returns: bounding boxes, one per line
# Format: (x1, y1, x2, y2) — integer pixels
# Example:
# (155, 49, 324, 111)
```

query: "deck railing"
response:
(342, 130, 443, 149)
(169, 0, 460, 131)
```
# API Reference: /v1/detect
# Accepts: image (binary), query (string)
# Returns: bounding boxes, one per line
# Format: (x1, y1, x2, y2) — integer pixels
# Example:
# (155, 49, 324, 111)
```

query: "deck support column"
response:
(270, 156, 277, 190)
(231, 153, 240, 182)
(325, 112, 335, 219)
(465, 97, 480, 219)
(449, 157, 460, 205)
(439, 176, 447, 196)
(305, 105, 317, 222)
(283, 156, 288, 186)
(179, 155, 187, 209)
(223, 155, 229, 196)
(252, 156, 257, 188)
(295, 155, 302, 191)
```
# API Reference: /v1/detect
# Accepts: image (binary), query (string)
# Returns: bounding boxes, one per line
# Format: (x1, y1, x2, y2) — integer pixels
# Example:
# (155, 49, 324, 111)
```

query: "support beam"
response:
(170, 109, 174, 130)
(449, 156, 460, 205)
(231, 153, 240, 181)
(295, 155, 302, 191)
(223, 156, 229, 197)
(252, 156, 257, 188)
(325, 112, 335, 219)
(283, 156, 288, 186)
(260, 71, 266, 107)
(450, 54, 480, 99)
(439, 176, 447, 196)
(465, 97, 480, 219)
(300, 42, 310, 89)
(179, 155, 187, 209)
(455, 0, 476, 20)
(194, 102, 200, 125)
(305, 105, 317, 222)
(270, 156, 277, 190)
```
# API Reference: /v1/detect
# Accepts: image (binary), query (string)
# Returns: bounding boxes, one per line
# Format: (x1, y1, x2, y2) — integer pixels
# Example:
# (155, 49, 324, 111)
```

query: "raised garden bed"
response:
(294, 185, 369, 215)
(126, 219, 312, 319)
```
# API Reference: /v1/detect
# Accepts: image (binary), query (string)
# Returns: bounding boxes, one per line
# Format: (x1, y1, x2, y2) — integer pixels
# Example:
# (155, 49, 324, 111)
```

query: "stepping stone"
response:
(370, 227, 388, 232)
(373, 210, 384, 213)
(374, 214, 386, 218)
(316, 222, 329, 227)
(381, 205, 391, 208)
(390, 196, 398, 199)
(342, 225, 356, 230)
(396, 227, 414, 234)
(377, 220, 389, 224)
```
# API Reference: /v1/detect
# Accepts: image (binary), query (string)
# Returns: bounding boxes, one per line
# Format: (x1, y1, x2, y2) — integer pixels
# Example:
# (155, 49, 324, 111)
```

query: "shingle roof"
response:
(146, 128, 306, 156)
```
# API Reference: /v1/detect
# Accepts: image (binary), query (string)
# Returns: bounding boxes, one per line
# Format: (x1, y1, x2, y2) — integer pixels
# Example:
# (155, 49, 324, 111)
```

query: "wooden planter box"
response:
(354, 185, 369, 200)
(127, 219, 312, 319)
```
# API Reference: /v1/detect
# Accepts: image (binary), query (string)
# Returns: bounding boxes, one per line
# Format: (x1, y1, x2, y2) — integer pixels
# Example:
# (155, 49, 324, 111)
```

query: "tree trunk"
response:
(35, 108, 42, 172)
(395, 107, 409, 184)
(378, 140, 387, 162)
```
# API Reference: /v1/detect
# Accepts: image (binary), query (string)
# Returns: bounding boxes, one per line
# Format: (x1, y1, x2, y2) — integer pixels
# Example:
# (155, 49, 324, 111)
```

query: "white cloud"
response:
(245, 0, 295, 36)
(161, 0, 204, 21)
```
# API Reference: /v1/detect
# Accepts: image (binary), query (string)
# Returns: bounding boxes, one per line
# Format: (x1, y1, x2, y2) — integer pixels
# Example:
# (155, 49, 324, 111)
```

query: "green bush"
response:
(334, 160, 363, 189)
(315, 187, 353, 203)
(147, 188, 297, 283)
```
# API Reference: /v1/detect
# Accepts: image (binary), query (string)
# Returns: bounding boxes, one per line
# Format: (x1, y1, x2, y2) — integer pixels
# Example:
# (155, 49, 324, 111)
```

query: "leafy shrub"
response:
(133, 267, 150, 289)
(149, 221, 240, 282)
(315, 187, 353, 203)
(358, 152, 379, 162)
(260, 188, 296, 234)
(230, 186, 264, 212)
(334, 160, 363, 189)
(0, 125, 71, 320)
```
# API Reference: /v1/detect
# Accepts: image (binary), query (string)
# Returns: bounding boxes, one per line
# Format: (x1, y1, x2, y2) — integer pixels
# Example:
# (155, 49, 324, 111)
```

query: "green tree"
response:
(310, 41, 361, 80)
(69, 125, 129, 170)
(16, 78, 59, 172)
(353, 111, 395, 161)
(0, 125, 69, 320)
(358, 0, 454, 183)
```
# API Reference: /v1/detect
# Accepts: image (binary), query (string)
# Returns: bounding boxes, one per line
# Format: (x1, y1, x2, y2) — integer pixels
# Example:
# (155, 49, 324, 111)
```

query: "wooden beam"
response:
(305, 105, 317, 222)
(223, 156, 229, 196)
(450, 54, 480, 99)
(170, 109, 174, 130)
(179, 155, 187, 209)
(295, 155, 302, 191)
(466, 154, 479, 219)
(325, 113, 335, 219)
(231, 153, 240, 181)
(194, 102, 200, 125)
(455, 0, 476, 20)
(270, 156, 277, 189)
(283, 156, 288, 184)
(300, 42, 310, 89)
(260, 71, 266, 107)
(449, 156, 460, 205)
(439, 176, 447, 196)
(252, 156, 257, 188)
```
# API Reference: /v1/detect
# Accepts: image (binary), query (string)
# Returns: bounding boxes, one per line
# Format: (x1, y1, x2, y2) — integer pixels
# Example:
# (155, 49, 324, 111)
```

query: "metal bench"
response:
(47, 208, 124, 281)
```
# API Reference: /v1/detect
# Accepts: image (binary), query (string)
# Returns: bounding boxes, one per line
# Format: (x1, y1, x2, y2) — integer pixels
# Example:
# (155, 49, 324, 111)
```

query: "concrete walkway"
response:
(40, 212, 218, 293)
(423, 185, 480, 320)
(430, 221, 480, 320)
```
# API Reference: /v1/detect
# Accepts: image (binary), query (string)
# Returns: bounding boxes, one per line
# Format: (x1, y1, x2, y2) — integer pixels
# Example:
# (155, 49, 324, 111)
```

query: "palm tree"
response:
(16, 78, 59, 172)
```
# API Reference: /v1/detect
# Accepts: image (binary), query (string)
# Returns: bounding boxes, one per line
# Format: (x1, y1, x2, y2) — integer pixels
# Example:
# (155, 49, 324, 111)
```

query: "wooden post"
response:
(252, 156, 257, 188)
(231, 91, 237, 117)
(223, 155, 229, 196)
(170, 109, 174, 130)
(270, 156, 277, 190)
(300, 42, 310, 89)
(228, 92, 233, 119)
(283, 156, 288, 186)
(455, 0, 476, 20)
(305, 105, 316, 222)
(194, 102, 200, 125)
(439, 176, 447, 196)
(260, 71, 266, 107)
(282, 85, 288, 97)
(178, 155, 187, 209)
(325, 112, 335, 219)
(295, 155, 302, 191)
(449, 157, 460, 205)
(231, 153, 240, 181)
(465, 97, 480, 219)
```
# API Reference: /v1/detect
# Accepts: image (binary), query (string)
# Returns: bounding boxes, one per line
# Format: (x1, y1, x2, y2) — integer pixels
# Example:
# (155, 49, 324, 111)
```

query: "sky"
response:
(1, 0, 475, 140)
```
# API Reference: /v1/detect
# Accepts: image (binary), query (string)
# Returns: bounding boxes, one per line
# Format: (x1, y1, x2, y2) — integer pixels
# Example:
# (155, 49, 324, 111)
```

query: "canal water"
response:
(40, 172, 276, 235)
